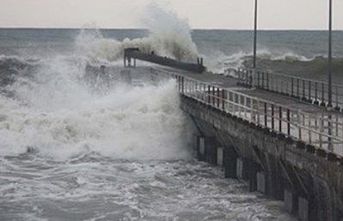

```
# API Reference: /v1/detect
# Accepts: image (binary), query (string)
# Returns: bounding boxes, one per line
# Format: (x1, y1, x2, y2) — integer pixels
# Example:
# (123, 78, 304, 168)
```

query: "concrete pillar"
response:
(205, 138, 217, 165)
(196, 136, 216, 164)
(236, 158, 244, 180)
(197, 136, 206, 161)
(257, 171, 266, 193)
(298, 197, 309, 221)
(224, 146, 237, 179)
(193, 134, 199, 151)
(236, 158, 253, 181)
(265, 154, 284, 200)
(284, 189, 298, 215)
(217, 147, 224, 166)
(338, 209, 343, 221)
(247, 161, 258, 192)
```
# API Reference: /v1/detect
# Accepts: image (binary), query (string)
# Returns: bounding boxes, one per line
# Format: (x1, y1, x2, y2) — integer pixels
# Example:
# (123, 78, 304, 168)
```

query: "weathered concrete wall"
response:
(181, 95, 343, 221)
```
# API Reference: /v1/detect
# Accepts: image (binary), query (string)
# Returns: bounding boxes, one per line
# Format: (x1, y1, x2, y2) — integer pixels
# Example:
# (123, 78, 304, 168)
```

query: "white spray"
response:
(0, 5, 197, 160)
(75, 4, 199, 63)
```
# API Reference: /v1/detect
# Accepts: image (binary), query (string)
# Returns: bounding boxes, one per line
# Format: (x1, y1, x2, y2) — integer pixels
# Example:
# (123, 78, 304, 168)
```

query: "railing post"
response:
(291, 78, 294, 97)
(335, 86, 339, 110)
(245, 70, 248, 86)
(279, 107, 282, 133)
(222, 89, 226, 111)
(298, 112, 302, 140)
(328, 114, 333, 151)
(271, 104, 275, 130)
(314, 82, 319, 105)
(287, 109, 291, 136)
(319, 114, 323, 148)
(257, 101, 260, 125)
(212, 86, 216, 106)
(302, 79, 306, 100)
(217, 87, 220, 108)
(297, 79, 300, 98)
(182, 77, 184, 94)
(308, 81, 312, 101)
(208, 85, 211, 104)
(264, 102, 268, 127)
(321, 82, 326, 106)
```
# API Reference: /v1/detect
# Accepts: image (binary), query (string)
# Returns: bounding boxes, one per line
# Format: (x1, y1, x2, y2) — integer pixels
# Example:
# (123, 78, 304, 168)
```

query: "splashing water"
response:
(0, 56, 191, 160)
(75, 4, 199, 63)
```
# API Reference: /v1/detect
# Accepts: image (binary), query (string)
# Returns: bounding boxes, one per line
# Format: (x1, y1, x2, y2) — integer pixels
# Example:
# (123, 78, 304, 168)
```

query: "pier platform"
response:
(118, 50, 343, 221)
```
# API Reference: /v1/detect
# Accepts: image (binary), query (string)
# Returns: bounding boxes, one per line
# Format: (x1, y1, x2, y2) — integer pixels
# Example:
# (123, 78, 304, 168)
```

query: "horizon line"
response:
(0, 26, 342, 31)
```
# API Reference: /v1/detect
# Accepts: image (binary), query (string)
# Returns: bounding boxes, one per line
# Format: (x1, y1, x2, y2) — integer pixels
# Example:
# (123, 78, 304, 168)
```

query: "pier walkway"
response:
(152, 66, 343, 157)
(122, 49, 343, 221)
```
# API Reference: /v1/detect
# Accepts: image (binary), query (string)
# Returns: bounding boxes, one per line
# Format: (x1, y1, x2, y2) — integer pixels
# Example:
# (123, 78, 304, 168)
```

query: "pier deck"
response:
(121, 52, 343, 220)
(160, 66, 331, 113)
(152, 65, 343, 156)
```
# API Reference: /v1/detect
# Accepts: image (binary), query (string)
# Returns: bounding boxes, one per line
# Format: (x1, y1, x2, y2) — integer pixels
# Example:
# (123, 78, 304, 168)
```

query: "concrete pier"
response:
(181, 95, 343, 221)
(120, 52, 343, 221)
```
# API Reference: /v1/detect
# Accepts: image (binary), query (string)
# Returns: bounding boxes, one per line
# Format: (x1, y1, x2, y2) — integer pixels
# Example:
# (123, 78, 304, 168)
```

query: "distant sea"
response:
(0, 28, 342, 79)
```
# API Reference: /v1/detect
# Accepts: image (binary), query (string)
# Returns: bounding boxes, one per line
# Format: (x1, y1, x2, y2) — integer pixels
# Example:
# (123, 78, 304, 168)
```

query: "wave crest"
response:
(75, 4, 198, 63)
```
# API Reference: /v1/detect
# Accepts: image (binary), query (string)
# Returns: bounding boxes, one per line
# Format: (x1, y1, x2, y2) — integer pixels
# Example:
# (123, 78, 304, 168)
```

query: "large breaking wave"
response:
(0, 4, 197, 161)
(75, 4, 198, 63)
(0, 55, 192, 160)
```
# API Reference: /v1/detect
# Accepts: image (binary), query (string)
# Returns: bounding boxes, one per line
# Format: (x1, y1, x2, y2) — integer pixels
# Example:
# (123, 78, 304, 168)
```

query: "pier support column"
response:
(216, 147, 224, 166)
(265, 154, 284, 200)
(193, 134, 199, 151)
(236, 158, 253, 181)
(256, 171, 266, 193)
(236, 158, 244, 180)
(196, 136, 216, 164)
(284, 189, 298, 215)
(197, 136, 206, 161)
(236, 157, 259, 191)
(298, 197, 309, 221)
(223, 146, 238, 179)
(248, 161, 259, 192)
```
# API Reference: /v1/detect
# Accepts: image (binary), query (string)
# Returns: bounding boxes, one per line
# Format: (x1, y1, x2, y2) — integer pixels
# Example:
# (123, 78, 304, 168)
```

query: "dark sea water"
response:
(0, 28, 342, 78)
(2, 27, 341, 221)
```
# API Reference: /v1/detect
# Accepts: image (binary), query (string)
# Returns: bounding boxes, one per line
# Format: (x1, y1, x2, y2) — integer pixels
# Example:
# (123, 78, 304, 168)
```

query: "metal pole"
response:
(328, 0, 333, 151)
(328, 0, 333, 107)
(253, 0, 258, 69)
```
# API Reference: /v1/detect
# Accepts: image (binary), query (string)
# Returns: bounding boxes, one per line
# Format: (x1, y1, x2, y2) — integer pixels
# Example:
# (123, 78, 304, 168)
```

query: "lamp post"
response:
(253, 0, 258, 69)
(328, 0, 333, 108)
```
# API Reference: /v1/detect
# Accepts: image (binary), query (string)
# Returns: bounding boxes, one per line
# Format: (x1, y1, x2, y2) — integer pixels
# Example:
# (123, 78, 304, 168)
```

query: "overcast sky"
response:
(0, 0, 342, 30)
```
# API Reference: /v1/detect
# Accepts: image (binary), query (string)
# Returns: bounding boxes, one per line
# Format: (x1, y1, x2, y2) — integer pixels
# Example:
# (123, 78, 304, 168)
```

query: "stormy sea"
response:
(0, 6, 342, 221)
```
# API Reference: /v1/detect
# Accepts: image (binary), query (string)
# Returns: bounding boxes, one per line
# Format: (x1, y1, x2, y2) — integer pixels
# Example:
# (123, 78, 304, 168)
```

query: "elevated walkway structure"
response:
(237, 68, 343, 111)
(124, 48, 206, 73)
(122, 49, 343, 221)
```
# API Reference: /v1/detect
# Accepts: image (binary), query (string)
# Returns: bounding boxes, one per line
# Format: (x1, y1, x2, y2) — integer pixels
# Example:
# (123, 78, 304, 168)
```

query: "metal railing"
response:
(237, 68, 343, 110)
(151, 68, 343, 157)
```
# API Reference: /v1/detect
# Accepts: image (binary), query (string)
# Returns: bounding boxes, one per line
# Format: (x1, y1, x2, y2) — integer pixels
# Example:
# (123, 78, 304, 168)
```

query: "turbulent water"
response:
(2, 6, 342, 220)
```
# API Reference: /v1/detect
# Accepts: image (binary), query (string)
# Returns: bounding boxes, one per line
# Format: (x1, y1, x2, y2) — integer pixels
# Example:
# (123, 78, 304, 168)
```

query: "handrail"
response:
(237, 68, 343, 110)
(151, 68, 343, 157)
